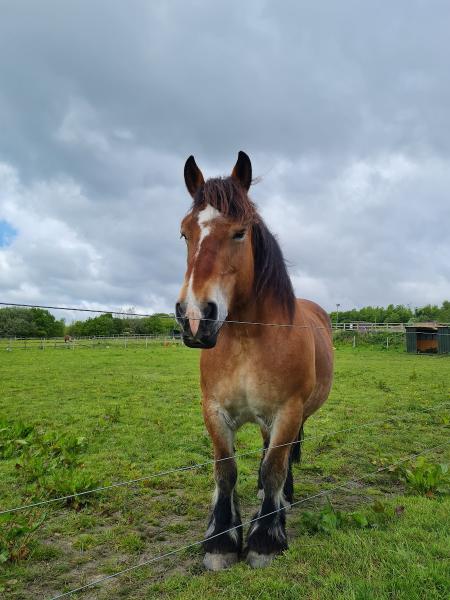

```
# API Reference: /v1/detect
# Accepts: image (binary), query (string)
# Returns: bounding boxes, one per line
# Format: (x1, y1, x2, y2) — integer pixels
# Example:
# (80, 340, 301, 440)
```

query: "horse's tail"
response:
(290, 424, 304, 463)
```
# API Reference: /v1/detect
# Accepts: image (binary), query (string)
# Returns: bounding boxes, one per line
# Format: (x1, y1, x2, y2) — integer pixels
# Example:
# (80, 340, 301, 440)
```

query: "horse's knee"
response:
(260, 450, 290, 494)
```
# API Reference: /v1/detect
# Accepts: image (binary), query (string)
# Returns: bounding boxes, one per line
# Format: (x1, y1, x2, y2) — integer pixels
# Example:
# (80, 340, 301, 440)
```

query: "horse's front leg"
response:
(246, 403, 302, 568)
(202, 404, 242, 571)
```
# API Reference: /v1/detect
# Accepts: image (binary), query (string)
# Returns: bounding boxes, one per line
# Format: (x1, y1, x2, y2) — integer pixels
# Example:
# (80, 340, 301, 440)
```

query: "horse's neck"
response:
(228, 294, 288, 330)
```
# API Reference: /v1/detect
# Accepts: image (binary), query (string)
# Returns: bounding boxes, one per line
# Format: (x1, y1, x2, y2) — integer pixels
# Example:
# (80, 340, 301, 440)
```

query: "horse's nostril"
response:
(203, 302, 218, 321)
(175, 302, 185, 319)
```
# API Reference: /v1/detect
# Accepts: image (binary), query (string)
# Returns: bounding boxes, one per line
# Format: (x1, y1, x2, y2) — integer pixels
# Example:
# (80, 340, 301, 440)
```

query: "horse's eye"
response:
(180, 233, 187, 241)
(232, 230, 246, 241)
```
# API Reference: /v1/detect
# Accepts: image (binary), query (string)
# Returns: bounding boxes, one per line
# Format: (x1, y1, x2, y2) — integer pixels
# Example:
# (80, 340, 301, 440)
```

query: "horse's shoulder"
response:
(295, 298, 331, 329)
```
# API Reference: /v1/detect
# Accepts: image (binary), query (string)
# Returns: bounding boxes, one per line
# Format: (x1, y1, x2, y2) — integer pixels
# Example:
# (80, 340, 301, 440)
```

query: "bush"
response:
(333, 330, 404, 350)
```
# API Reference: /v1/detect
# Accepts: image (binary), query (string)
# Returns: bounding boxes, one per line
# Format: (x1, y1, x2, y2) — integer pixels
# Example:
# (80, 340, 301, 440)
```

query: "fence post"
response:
(386, 337, 389, 349)
(353, 335, 356, 348)
(145, 337, 148, 348)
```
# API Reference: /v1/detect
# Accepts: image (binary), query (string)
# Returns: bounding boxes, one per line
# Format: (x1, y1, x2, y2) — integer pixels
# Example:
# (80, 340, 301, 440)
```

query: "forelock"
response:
(191, 177, 257, 223)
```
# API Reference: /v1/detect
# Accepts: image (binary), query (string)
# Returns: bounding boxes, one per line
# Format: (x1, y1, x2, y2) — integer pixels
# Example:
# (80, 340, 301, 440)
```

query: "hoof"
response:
(203, 552, 239, 571)
(246, 550, 277, 568)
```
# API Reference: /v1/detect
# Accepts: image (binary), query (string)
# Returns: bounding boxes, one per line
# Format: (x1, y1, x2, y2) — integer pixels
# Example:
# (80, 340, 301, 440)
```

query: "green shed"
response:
(438, 325, 450, 354)
(405, 323, 450, 354)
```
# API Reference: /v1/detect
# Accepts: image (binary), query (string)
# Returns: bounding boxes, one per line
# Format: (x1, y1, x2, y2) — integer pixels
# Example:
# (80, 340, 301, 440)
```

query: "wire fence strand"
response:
(2, 399, 448, 517)
(2, 300, 449, 333)
(48, 440, 450, 600)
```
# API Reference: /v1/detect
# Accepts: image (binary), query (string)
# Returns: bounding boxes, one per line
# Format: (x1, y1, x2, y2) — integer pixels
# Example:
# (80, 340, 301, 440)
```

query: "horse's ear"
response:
(184, 155, 205, 198)
(231, 151, 252, 191)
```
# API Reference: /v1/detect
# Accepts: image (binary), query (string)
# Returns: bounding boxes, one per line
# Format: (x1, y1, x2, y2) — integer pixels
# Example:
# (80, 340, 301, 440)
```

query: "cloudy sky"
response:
(1, 1, 449, 321)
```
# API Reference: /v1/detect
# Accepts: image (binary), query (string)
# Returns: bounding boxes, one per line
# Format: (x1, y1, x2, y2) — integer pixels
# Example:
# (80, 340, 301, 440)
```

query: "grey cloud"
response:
(0, 0, 450, 317)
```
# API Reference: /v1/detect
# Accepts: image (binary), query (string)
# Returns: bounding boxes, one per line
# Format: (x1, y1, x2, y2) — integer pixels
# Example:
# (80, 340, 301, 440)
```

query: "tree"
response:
(66, 313, 125, 337)
(0, 307, 64, 337)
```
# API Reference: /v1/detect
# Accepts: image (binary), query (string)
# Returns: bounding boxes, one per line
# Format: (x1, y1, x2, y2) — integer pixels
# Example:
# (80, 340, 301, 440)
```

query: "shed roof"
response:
(405, 322, 438, 331)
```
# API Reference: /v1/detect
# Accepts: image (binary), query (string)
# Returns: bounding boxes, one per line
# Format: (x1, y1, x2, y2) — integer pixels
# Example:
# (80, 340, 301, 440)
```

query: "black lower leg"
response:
(204, 488, 242, 555)
(290, 424, 304, 464)
(282, 456, 294, 503)
(246, 493, 288, 555)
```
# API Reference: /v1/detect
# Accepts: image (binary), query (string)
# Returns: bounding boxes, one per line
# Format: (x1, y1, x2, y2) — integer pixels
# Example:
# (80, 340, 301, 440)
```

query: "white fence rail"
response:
(331, 321, 450, 331)
(331, 322, 408, 332)
(0, 333, 182, 351)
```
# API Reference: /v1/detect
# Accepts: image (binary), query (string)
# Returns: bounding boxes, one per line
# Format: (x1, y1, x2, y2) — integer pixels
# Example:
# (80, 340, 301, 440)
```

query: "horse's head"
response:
(176, 151, 256, 348)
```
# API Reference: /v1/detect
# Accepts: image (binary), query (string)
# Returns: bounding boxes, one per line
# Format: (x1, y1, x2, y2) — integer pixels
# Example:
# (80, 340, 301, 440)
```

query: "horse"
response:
(176, 151, 333, 570)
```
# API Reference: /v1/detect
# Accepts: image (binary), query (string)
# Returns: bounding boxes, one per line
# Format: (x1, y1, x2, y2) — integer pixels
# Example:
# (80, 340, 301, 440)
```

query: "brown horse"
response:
(176, 152, 333, 570)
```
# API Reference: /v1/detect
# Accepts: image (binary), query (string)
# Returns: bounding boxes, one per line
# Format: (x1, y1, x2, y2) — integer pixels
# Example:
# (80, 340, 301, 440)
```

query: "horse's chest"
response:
(210, 365, 276, 428)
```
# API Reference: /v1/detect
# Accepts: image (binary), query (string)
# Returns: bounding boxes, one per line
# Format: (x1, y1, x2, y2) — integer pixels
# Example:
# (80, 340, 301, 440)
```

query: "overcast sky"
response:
(1, 1, 449, 321)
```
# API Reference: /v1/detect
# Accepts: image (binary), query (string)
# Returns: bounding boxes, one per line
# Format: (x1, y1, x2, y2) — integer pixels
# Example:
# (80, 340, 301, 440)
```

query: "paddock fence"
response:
(2, 327, 450, 353)
(0, 333, 183, 352)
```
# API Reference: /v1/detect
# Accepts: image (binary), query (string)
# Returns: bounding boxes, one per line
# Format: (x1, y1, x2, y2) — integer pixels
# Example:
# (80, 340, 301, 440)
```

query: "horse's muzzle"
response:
(175, 301, 220, 349)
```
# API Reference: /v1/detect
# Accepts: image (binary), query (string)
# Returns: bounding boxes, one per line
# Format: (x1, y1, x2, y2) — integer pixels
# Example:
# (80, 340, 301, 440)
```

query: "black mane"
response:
(192, 177, 296, 321)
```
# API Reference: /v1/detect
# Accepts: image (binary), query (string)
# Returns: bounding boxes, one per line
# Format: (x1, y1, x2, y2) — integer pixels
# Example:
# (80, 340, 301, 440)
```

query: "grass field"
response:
(1, 343, 449, 599)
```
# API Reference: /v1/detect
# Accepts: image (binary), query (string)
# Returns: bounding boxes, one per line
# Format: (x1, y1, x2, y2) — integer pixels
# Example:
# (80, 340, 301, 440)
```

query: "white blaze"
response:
(185, 204, 226, 336)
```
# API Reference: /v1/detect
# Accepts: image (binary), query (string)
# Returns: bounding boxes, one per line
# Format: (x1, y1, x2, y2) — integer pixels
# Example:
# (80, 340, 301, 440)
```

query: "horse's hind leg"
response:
(202, 407, 242, 571)
(257, 426, 270, 499)
(246, 403, 302, 568)
(281, 423, 304, 502)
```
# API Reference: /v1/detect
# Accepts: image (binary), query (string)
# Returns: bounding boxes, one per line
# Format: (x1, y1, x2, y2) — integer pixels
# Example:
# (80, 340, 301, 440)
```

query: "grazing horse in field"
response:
(176, 152, 333, 570)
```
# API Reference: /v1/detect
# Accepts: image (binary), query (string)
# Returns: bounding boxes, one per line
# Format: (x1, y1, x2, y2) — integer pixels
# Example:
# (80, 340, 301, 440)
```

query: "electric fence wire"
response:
(2, 399, 449, 516)
(2, 301, 448, 333)
(48, 440, 450, 600)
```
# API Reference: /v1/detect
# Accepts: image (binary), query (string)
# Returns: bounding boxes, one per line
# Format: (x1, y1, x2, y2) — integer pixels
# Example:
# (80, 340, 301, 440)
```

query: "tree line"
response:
(0, 307, 65, 338)
(329, 301, 450, 324)
(65, 312, 176, 337)
(0, 307, 177, 338)
(1, 301, 449, 338)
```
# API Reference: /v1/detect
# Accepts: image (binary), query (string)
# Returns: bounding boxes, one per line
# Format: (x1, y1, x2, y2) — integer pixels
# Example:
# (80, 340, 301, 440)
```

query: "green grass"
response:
(0, 343, 449, 599)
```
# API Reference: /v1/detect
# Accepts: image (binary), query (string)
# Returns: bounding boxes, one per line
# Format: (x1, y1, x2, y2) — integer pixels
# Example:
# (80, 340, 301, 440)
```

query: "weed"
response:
(2, 421, 99, 507)
(39, 469, 100, 508)
(299, 499, 396, 535)
(396, 457, 449, 496)
(0, 512, 45, 563)
(0, 421, 36, 459)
